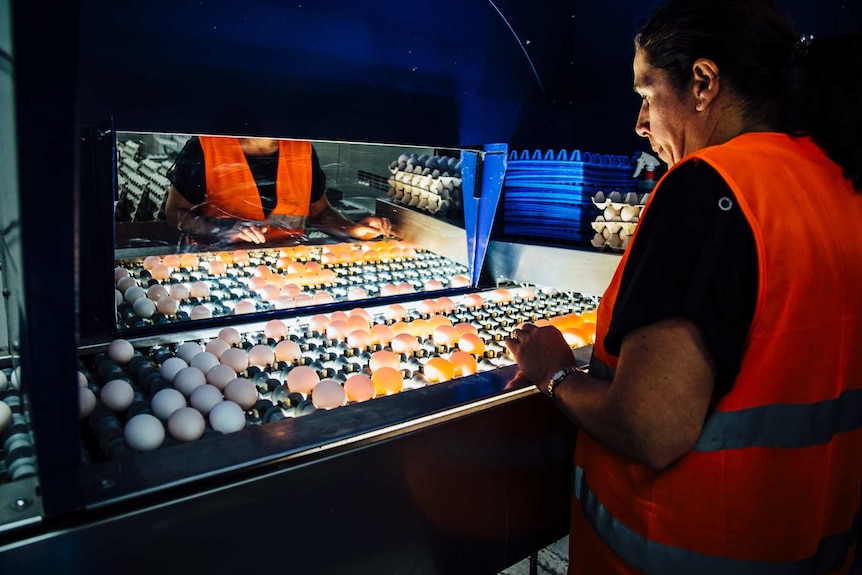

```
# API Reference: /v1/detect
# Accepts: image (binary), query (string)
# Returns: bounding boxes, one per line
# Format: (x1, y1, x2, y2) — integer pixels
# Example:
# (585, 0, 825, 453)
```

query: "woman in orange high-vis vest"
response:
(165, 137, 391, 248)
(505, 0, 862, 573)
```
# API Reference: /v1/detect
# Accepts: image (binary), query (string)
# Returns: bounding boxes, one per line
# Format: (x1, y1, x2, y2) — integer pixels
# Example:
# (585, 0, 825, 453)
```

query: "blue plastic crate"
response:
(501, 149, 637, 244)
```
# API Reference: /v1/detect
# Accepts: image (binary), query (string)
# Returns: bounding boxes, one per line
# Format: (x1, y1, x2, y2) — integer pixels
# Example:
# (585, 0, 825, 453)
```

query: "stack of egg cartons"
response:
(590, 191, 649, 252)
(386, 153, 462, 216)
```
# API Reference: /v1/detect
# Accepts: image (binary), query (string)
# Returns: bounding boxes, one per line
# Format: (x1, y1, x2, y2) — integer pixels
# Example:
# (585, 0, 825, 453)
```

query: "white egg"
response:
(100, 379, 135, 411)
(124, 285, 147, 305)
(190, 351, 220, 374)
(189, 384, 223, 416)
(124, 414, 165, 451)
(115, 289, 123, 307)
(116, 276, 137, 293)
(79, 387, 97, 419)
(0, 400, 12, 434)
(106, 339, 135, 364)
(160, 357, 188, 382)
(173, 366, 206, 397)
(208, 400, 246, 434)
(175, 341, 203, 364)
(0, 369, 7, 393)
(620, 205, 640, 222)
(150, 387, 186, 421)
(603, 206, 621, 221)
(78, 371, 89, 387)
(132, 296, 156, 318)
(224, 378, 258, 410)
(167, 407, 206, 442)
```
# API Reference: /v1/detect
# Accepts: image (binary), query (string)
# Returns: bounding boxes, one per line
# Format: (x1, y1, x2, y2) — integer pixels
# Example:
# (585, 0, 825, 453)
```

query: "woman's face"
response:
(633, 48, 701, 166)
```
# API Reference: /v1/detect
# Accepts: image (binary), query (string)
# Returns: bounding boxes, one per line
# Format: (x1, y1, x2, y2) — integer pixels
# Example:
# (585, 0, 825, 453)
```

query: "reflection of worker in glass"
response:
(165, 136, 391, 247)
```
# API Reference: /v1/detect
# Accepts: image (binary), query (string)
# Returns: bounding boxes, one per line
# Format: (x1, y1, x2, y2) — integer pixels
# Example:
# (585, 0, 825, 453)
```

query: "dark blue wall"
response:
(74, 0, 861, 158)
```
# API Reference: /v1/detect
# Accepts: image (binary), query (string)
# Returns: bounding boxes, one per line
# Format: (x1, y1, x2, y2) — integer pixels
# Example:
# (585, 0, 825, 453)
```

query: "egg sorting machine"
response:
(0, 123, 621, 574)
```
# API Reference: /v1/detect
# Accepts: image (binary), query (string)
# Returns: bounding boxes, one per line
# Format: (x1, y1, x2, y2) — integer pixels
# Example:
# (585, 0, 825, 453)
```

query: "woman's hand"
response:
(349, 216, 392, 239)
(504, 323, 576, 387)
(219, 221, 268, 244)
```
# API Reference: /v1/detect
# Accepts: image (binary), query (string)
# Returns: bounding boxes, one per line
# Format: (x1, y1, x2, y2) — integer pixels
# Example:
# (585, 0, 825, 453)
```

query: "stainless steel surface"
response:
(0, 478, 41, 536)
(1, 381, 575, 575)
(485, 241, 620, 296)
(377, 200, 469, 267)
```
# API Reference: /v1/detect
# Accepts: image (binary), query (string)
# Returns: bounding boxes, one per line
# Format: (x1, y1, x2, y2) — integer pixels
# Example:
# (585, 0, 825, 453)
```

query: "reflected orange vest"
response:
(573, 134, 862, 575)
(198, 137, 312, 228)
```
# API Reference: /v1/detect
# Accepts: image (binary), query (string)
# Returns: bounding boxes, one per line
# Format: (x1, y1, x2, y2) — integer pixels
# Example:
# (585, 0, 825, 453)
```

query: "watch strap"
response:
(547, 366, 581, 402)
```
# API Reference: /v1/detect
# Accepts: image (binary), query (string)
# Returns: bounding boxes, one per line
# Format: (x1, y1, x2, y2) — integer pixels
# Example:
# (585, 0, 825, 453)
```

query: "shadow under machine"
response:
(0, 123, 619, 573)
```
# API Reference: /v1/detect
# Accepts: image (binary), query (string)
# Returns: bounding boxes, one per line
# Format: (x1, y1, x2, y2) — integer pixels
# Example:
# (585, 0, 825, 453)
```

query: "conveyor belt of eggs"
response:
(113, 240, 470, 329)
(590, 190, 649, 252)
(79, 287, 599, 458)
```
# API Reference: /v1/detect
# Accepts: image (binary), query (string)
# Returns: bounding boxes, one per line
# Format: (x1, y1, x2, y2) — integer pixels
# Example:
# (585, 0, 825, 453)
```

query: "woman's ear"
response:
(691, 58, 720, 111)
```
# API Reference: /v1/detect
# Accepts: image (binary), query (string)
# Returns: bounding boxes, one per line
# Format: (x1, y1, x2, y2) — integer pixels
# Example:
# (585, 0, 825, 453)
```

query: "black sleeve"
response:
(604, 160, 758, 397)
(310, 147, 326, 203)
(167, 137, 207, 206)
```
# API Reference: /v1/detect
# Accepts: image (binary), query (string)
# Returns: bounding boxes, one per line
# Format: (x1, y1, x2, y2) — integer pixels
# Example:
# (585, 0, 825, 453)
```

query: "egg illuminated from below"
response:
(344, 374, 376, 402)
(311, 379, 347, 409)
(247, 345, 275, 368)
(371, 367, 403, 396)
(286, 366, 320, 395)
(274, 339, 302, 363)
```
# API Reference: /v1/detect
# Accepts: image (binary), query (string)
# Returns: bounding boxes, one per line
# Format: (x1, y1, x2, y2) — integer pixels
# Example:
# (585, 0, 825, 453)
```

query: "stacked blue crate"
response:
(502, 149, 637, 244)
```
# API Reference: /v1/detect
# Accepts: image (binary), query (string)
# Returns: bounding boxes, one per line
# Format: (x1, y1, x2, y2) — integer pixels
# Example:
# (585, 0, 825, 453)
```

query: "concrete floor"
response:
(499, 536, 569, 575)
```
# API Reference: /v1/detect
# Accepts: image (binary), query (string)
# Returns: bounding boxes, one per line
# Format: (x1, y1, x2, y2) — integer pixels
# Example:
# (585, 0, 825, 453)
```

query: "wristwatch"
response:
(547, 366, 582, 402)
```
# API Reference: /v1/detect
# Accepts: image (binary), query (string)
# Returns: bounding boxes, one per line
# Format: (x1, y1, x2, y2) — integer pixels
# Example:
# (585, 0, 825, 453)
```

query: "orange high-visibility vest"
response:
(574, 133, 862, 575)
(198, 137, 312, 231)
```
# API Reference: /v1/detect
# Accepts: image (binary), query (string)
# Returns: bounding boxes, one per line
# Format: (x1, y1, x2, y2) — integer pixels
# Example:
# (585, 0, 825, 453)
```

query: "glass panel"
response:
(0, 7, 42, 531)
(112, 132, 472, 332)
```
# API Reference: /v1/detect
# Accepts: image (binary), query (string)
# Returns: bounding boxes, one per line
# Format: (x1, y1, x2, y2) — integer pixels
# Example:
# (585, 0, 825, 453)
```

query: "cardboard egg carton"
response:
(590, 191, 649, 252)
(386, 153, 462, 214)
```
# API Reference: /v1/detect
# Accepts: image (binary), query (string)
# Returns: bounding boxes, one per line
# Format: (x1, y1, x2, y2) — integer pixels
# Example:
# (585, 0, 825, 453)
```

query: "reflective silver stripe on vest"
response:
(695, 388, 862, 451)
(574, 465, 858, 575)
(588, 352, 862, 451)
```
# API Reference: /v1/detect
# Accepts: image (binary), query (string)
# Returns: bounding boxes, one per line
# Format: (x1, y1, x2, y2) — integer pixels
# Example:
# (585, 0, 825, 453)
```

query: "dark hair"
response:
(635, 0, 862, 192)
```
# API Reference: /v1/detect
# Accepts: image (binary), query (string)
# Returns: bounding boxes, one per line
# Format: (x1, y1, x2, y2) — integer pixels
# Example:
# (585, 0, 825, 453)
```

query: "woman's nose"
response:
(635, 102, 649, 138)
